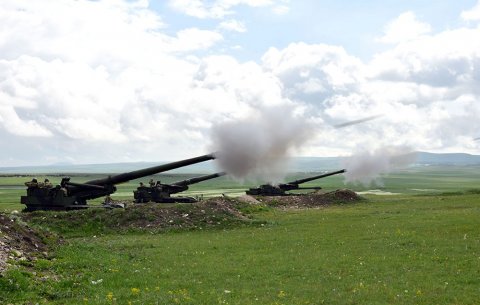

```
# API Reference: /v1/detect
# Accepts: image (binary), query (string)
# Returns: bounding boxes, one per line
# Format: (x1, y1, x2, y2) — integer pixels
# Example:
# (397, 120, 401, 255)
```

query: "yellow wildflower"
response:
(131, 287, 140, 295)
(106, 292, 114, 301)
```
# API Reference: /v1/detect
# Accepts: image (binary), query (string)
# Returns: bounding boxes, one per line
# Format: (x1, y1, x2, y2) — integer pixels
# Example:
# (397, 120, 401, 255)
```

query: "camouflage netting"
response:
(0, 213, 53, 274)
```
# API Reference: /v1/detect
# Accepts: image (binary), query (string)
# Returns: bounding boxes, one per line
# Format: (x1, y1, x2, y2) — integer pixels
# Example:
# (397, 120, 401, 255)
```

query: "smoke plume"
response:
(211, 104, 312, 182)
(343, 146, 417, 186)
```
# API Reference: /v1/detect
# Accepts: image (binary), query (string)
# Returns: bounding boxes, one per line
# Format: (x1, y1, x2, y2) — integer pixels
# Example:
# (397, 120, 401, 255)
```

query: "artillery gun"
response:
(246, 169, 346, 196)
(21, 154, 215, 211)
(134, 172, 226, 203)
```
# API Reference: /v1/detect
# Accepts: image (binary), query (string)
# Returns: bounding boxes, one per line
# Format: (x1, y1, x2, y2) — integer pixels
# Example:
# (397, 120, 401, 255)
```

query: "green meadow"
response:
(1, 165, 480, 304)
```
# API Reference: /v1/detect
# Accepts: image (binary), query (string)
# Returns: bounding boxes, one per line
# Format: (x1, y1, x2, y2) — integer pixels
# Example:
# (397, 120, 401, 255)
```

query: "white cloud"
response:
(168, 0, 284, 19)
(378, 11, 432, 44)
(0, 0, 231, 164)
(259, 16, 480, 155)
(371, 27, 480, 86)
(218, 19, 247, 32)
(0, 0, 171, 63)
(1, 0, 480, 166)
(172, 28, 224, 51)
(273, 4, 289, 15)
(461, 0, 480, 21)
(0, 104, 52, 137)
(262, 42, 365, 104)
(192, 55, 284, 109)
(168, 0, 214, 19)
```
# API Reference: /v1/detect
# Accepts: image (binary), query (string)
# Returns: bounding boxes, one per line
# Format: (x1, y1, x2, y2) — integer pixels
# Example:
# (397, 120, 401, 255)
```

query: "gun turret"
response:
(278, 169, 346, 191)
(134, 172, 226, 203)
(21, 153, 216, 211)
(246, 169, 346, 196)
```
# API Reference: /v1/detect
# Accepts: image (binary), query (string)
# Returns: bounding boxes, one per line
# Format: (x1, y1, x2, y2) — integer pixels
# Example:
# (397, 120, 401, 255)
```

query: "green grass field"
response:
(1, 166, 480, 304)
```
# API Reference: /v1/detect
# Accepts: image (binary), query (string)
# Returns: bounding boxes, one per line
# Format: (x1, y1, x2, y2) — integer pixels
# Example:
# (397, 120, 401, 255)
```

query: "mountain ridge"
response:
(1, 152, 480, 174)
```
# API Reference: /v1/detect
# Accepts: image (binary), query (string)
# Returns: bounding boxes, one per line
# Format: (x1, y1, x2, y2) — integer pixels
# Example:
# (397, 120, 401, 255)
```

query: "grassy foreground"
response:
(1, 193, 480, 304)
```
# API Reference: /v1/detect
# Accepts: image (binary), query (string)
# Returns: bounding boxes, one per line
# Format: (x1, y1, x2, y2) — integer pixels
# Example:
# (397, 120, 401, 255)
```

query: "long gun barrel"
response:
(21, 153, 217, 211)
(84, 153, 216, 186)
(285, 169, 346, 186)
(172, 172, 226, 187)
(246, 169, 346, 196)
(134, 171, 226, 203)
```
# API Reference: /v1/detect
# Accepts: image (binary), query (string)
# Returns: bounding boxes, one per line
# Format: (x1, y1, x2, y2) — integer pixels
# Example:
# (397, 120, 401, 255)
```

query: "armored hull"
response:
(21, 154, 216, 211)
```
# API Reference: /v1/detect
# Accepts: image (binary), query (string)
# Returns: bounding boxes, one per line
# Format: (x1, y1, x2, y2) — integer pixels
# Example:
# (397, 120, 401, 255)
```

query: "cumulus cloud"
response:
(168, 0, 283, 19)
(0, 0, 243, 165)
(173, 28, 223, 51)
(461, 0, 480, 21)
(262, 43, 366, 106)
(272, 5, 290, 15)
(168, 0, 208, 18)
(0, 103, 52, 137)
(378, 11, 431, 44)
(260, 9, 480, 156)
(1, 0, 480, 167)
(218, 19, 247, 32)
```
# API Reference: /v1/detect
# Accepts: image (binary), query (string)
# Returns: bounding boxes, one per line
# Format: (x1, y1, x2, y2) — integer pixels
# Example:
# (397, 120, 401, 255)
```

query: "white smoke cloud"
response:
(342, 146, 417, 186)
(211, 104, 313, 182)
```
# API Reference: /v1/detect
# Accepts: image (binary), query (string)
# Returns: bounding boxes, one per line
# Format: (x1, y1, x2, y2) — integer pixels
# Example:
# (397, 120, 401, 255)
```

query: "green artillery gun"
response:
(246, 169, 346, 196)
(21, 154, 215, 211)
(134, 172, 226, 203)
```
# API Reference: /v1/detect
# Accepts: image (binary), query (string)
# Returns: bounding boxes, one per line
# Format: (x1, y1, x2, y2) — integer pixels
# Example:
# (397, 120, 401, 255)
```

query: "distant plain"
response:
(1, 163, 480, 211)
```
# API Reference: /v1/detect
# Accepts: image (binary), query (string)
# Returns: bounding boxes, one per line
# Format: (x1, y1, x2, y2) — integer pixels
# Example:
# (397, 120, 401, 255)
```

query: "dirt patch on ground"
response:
(255, 189, 362, 208)
(22, 191, 362, 236)
(22, 197, 256, 236)
(0, 213, 53, 274)
(237, 195, 261, 204)
(120, 197, 250, 230)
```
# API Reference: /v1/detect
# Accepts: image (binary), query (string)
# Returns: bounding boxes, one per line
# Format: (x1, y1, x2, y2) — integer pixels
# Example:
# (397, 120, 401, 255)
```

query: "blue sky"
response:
(152, 0, 477, 61)
(0, 0, 480, 168)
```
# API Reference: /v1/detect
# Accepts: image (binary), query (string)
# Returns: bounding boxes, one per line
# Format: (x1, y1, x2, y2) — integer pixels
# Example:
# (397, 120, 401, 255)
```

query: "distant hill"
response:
(1, 152, 479, 174)
(286, 152, 480, 171)
(414, 152, 480, 165)
(0, 161, 221, 175)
